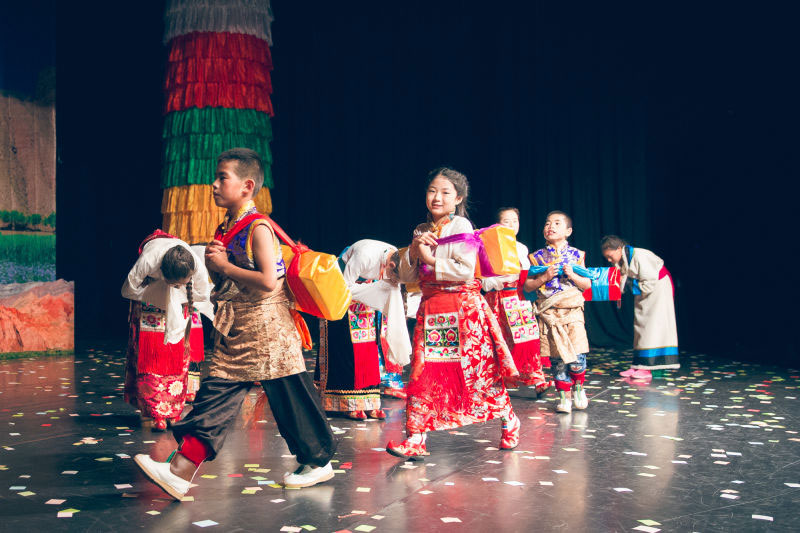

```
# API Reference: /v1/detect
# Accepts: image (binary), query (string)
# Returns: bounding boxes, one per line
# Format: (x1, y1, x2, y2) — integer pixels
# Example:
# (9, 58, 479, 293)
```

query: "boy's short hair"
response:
(497, 206, 520, 221)
(217, 148, 265, 196)
(546, 210, 572, 228)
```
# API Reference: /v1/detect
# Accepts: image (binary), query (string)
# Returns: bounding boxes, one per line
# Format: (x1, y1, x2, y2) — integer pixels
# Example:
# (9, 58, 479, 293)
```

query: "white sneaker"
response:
(283, 462, 334, 489)
(134, 454, 191, 501)
(556, 397, 572, 413)
(572, 388, 589, 410)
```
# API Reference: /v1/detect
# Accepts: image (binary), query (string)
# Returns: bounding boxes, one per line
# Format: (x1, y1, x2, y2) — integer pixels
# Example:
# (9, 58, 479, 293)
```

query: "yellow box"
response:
(478, 226, 521, 276)
(294, 250, 351, 320)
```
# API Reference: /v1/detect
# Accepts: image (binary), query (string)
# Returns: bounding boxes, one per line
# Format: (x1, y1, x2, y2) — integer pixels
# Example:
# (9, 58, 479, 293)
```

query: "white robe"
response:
(341, 239, 411, 367)
(621, 247, 678, 367)
(121, 238, 213, 345)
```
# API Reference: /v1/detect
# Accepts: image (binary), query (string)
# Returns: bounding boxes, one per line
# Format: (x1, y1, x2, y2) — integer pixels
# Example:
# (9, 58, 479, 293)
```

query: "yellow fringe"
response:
(161, 185, 272, 244)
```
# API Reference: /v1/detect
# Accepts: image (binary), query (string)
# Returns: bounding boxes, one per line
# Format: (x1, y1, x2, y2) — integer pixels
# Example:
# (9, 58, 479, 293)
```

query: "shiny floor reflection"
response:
(1, 346, 799, 532)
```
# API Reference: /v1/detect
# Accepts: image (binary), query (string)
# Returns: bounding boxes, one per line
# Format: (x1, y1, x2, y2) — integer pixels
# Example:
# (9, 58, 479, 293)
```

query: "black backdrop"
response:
(55, 2, 797, 363)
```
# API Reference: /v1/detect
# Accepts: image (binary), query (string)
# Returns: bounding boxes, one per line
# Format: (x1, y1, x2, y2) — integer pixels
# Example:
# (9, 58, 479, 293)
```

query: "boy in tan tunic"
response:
(135, 149, 336, 500)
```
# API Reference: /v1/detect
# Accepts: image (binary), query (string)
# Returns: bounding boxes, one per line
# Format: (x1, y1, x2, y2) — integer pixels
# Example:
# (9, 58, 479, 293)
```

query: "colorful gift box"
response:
(582, 267, 621, 301)
(291, 250, 352, 320)
(475, 225, 521, 277)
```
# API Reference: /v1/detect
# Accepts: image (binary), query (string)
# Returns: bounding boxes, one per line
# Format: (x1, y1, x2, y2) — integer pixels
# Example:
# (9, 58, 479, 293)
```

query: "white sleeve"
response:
(121, 245, 161, 301)
(435, 217, 477, 282)
(630, 249, 663, 295)
(398, 246, 419, 283)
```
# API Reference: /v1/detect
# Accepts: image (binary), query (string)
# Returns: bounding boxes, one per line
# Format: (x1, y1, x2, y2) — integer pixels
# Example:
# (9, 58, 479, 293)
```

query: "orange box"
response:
(477, 225, 521, 276)
(294, 250, 351, 320)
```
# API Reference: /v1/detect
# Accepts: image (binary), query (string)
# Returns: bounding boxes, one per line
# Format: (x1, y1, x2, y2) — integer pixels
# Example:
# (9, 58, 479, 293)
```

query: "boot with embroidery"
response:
(386, 432, 429, 460)
(499, 411, 521, 450)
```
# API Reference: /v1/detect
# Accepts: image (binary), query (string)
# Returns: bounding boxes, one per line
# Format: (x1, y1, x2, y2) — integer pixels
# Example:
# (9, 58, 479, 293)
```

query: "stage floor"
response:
(1, 347, 799, 532)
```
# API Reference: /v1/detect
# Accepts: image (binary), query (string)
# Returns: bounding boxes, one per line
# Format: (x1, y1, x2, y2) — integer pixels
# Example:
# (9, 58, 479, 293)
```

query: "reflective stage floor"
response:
(1, 347, 799, 532)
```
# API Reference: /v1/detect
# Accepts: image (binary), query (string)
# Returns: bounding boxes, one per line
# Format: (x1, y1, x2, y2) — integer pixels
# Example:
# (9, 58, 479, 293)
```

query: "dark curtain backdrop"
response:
(55, 2, 797, 363)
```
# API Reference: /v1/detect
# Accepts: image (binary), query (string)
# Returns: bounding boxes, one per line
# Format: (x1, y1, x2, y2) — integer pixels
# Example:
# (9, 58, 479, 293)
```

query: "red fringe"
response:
(165, 84, 274, 116)
(168, 33, 273, 66)
(510, 339, 541, 377)
(137, 330, 188, 375)
(406, 361, 469, 413)
(166, 57, 273, 87)
(353, 342, 381, 390)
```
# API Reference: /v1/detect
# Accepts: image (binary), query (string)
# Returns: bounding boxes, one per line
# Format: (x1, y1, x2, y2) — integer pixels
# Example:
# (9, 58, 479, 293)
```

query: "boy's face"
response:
(602, 247, 623, 265)
(212, 160, 254, 209)
(543, 214, 572, 244)
(498, 210, 520, 235)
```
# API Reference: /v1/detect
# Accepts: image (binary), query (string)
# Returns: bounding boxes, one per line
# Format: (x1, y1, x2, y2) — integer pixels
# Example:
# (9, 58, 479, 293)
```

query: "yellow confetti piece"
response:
(146, 510, 160, 515)
(244, 463, 259, 468)
(354, 526, 376, 532)
(200, 475, 218, 479)
(356, 487, 371, 492)
(181, 496, 194, 502)
(241, 489, 257, 495)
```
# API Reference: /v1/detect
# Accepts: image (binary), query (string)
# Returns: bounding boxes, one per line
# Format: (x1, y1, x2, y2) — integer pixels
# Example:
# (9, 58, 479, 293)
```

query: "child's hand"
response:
(563, 264, 574, 278)
(410, 232, 437, 260)
(542, 265, 559, 281)
(205, 242, 229, 273)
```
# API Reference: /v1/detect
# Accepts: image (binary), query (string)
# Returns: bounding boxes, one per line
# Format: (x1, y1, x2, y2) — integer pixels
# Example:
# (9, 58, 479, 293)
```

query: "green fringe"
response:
(163, 159, 273, 189)
(163, 134, 272, 164)
(161, 108, 274, 189)
(163, 108, 273, 139)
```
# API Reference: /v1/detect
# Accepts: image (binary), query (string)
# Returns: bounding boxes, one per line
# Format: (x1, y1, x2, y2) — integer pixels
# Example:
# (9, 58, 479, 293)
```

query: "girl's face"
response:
(498, 210, 520, 235)
(426, 176, 462, 221)
(602, 247, 623, 265)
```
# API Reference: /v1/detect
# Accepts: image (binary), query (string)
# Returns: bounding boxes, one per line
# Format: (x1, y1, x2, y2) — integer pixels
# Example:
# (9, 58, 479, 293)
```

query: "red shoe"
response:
(347, 410, 367, 420)
(383, 388, 407, 399)
(499, 414, 520, 450)
(386, 439, 429, 460)
(185, 392, 196, 403)
(367, 409, 386, 419)
(152, 419, 167, 431)
(535, 380, 553, 399)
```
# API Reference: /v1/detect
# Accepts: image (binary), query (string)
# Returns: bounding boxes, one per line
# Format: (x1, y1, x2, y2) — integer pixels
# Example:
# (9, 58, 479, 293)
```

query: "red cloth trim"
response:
(570, 371, 586, 384)
(137, 331, 188, 375)
(166, 58, 273, 89)
(179, 434, 211, 467)
(510, 339, 542, 377)
(138, 229, 178, 255)
(405, 360, 469, 413)
(168, 32, 273, 66)
(189, 326, 205, 363)
(165, 84, 274, 115)
(213, 213, 268, 246)
(352, 342, 381, 390)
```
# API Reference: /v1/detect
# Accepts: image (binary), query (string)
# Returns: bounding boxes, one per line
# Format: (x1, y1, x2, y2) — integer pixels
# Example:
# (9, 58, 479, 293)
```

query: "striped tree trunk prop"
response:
(161, 0, 275, 244)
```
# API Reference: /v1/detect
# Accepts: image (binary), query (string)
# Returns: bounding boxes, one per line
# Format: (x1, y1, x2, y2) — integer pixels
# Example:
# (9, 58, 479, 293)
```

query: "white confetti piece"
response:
(280, 527, 302, 532)
(614, 487, 632, 492)
(553, 470, 568, 474)
(193, 520, 219, 527)
(752, 515, 773, 521)
(419, 490, 433, 494)
(270, 499, 286, 503)
(504, 481, 524, 486)
(539, 481, 553, 486)
(632, 526, 660, 532)
(45, 499, 65, 505)
(440, 517, 462, 523)
(784, 482, 800, 488)
(114, 483, 132, 489)
(482, 477, 499, 482)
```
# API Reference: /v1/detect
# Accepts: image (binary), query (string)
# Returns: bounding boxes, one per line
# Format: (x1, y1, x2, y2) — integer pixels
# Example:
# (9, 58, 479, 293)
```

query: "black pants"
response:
(172, 372, 337, 467)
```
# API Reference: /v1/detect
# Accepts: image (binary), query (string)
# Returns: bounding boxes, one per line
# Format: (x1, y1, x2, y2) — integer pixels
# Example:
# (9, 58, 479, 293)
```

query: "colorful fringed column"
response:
(161, 0, 275, 244)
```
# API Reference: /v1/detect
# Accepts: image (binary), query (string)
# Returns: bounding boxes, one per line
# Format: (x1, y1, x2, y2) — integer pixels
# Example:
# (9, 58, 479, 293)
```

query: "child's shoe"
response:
(631, 369, 652, 379)
(535, 380, 553, 399)
(134, 451, 196, 501)
(386, 433, 429, 460)
(572, 385, 589, 410)
(347, 410, 367, 420)
(499, 412, 521, 450)
(620, 367, 636, 377)
(367, 409, 386, 419)
(555, 391, 572, 413)
(283, 462, 334, 488)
